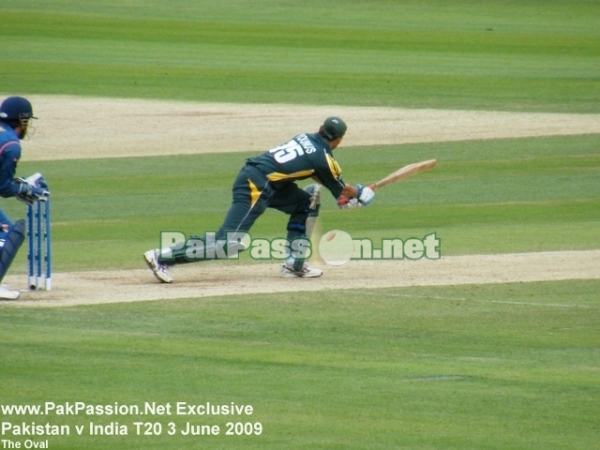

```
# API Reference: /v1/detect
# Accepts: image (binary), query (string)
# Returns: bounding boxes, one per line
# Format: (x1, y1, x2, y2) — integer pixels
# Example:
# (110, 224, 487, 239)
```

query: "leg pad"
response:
(0, 219, 26, 283)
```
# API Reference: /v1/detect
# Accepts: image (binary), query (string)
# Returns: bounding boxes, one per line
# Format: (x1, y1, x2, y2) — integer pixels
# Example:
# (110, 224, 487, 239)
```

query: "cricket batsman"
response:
(144, 117, 375, 283)
(0, 96, 50, 299)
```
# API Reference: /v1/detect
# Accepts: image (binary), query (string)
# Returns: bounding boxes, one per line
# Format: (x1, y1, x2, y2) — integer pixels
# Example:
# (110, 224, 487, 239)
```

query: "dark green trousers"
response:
(163, 165, 312, 265)
(217, 165, 312, 240)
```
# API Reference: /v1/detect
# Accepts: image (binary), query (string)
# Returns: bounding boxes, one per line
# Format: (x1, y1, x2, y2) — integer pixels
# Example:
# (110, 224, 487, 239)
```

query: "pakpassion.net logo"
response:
(157, 231, 440, 266)
(318, 230, 440, 265)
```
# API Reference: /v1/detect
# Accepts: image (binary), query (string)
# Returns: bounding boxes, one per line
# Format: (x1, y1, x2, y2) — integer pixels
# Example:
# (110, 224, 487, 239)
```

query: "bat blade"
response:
(371, 159, 437, 191)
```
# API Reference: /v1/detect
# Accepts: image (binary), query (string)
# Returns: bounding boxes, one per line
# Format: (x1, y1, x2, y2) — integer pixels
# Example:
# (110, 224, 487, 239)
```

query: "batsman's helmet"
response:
(320, 116, 347, 140)
(0, 96, 37, 138)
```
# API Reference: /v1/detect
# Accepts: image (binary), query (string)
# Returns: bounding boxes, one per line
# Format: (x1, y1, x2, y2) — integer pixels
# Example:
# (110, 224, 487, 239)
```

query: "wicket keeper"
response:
(0, 96, 51, 299)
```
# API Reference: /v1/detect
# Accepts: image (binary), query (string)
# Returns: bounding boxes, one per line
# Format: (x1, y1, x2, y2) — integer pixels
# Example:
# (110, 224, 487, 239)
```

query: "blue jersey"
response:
(246, 132, 346, 198)
(0, 123, 22, 198)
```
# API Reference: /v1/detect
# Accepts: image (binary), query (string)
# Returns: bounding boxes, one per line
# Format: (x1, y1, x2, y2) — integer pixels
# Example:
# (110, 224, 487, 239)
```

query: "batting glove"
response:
(356, 184, 375, 206)
(337, 196, 361, 210)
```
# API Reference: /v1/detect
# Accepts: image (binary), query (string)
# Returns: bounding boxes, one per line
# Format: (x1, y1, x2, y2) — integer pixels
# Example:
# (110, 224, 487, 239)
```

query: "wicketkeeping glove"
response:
(14, 173, 51, 205)
(16, 184, 50, 205)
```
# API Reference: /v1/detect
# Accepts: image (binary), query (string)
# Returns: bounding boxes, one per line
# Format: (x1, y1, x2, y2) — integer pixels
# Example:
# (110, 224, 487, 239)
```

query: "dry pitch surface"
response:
(4, 96, 600, 306)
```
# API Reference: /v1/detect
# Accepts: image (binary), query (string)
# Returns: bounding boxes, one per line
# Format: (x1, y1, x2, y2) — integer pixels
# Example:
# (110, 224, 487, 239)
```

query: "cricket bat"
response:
(370, 159, 437, 191)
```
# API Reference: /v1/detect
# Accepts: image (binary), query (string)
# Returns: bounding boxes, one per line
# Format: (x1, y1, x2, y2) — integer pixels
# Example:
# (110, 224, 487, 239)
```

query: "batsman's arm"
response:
(338, 183, 375, 207)
(341, 183, 359, 198)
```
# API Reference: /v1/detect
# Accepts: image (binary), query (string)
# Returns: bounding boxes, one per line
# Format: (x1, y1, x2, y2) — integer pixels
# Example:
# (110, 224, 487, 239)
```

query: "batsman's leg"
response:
(143, 249, 173, 283)
(144, 167, 272, 283)
(303, 183, 321, 240)
(163, 168, 271, 265)
(270, 184, 323, 278)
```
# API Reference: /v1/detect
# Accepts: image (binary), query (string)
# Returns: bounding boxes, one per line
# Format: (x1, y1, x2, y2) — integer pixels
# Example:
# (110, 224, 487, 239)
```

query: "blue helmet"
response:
(0, 96, 37, 139)
(0, 96, 36, 121)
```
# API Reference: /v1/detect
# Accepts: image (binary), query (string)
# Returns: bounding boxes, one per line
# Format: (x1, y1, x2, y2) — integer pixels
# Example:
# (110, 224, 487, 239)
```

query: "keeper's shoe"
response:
(0, 285, 20, 301)
(280, 262, 323, 278)
(143, 249, 173, 284)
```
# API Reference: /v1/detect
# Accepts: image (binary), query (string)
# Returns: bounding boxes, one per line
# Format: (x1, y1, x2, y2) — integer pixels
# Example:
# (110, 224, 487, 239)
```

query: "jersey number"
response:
(269, 140, 304, 164)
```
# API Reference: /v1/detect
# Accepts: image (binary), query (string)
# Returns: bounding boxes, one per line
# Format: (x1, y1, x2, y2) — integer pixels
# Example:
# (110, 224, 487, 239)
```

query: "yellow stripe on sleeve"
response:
(325, 154, 342, 178)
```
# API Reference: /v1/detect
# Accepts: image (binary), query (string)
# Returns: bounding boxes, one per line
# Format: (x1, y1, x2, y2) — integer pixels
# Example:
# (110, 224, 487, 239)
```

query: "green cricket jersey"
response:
(245, 132, 346, 198)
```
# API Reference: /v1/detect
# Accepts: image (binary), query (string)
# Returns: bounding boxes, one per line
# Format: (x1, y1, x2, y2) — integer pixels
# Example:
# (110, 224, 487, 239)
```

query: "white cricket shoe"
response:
(0, 285, 20, 300)
(280, 262, 323, 278)
(143, 249, 173, 283)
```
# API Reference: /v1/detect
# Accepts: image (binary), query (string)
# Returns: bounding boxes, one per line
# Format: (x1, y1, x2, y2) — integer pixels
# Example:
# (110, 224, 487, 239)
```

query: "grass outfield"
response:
(1, 0, 599, 112)
(1, 1, 599, 449)
(1, 281, 599, 449)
